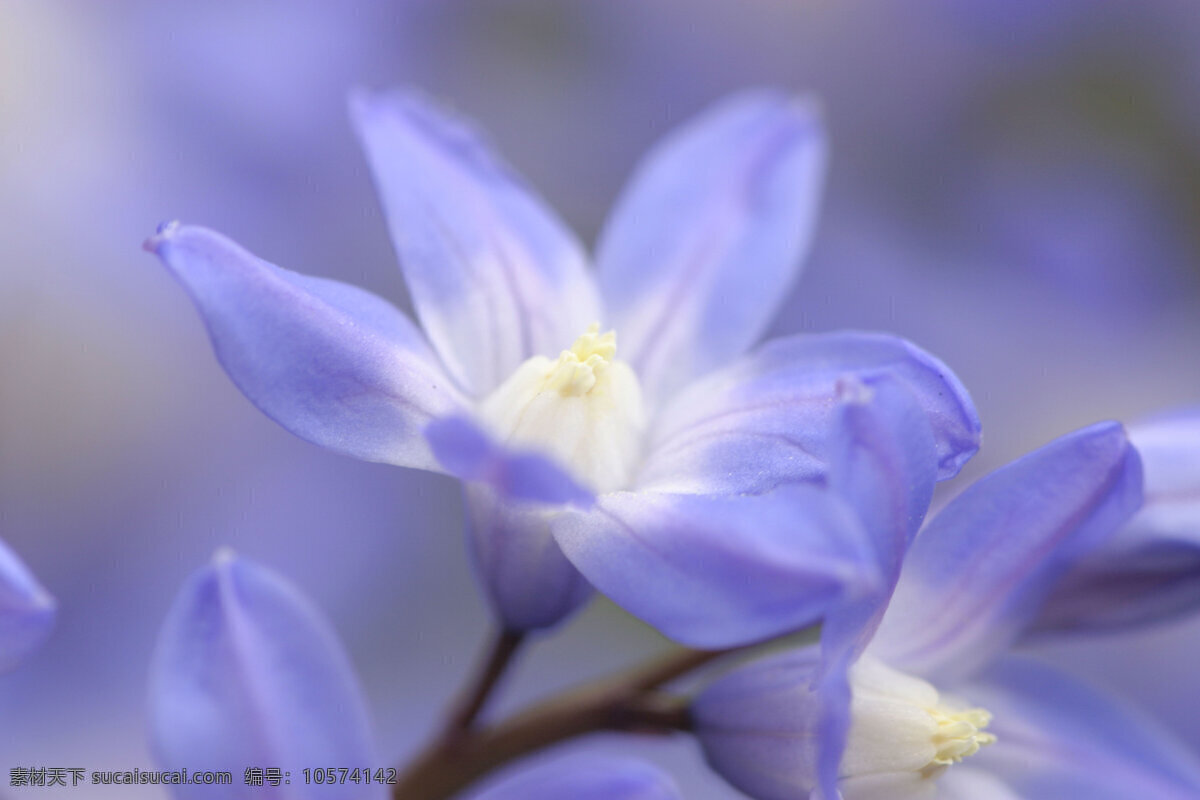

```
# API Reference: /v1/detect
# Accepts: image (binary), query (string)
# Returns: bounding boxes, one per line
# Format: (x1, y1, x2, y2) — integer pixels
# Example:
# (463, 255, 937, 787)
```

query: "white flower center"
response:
(479, 324, 646, 493)
(842, 657, 996, 781)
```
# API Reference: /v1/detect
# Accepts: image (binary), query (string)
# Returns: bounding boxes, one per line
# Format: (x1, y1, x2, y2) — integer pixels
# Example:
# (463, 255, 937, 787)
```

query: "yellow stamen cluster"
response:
(544, 324, 617, 396)
(922, 706, 997, 776)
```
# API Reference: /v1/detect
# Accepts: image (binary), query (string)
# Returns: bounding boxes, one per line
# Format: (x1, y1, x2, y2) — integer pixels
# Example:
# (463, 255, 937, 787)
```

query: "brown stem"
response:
(443, 629, 525, 737)
(391, 646, 728, 800)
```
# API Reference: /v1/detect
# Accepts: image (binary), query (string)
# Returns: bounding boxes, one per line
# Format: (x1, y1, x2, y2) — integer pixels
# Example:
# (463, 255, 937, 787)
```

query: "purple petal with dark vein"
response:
(1032, 406, 1200, 633)
(351, 89, 600, 396)
(870, 422, 1143, 684)
(596, 90, 827, 404)
(146, 223, 466, 470)
(148, 551, 381, 799)
(693, 647, 825, 800)
(635, 331, 979, 497)
(553, 487, 879, 648)
(464, 485, 593, 632)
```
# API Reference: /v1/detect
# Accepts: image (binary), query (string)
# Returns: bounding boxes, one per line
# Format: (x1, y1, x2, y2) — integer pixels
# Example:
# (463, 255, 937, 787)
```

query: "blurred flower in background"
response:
(2, 1, 1199, 798)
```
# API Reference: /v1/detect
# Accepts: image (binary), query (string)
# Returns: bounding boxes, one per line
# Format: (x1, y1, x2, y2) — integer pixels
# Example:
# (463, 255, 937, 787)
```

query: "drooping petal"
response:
(468, 754, 681, 800)
(634, 332, 979, 496)
(351, 89, 601, 396)
(146, 223, 467, 470)
(806, 376, 937, 800)
(824, 375, 938, 591)
(552, 487, 878, 648)
(148, 551, 381, 799)
(870, 422, 1144, 684)
(693, 648, 824, 800)
(596, 90, 827, 404)
(0, 538, 55, 672)
(1033, 407, 1200, 633)
(464, 486, 593, 632)
(968, 656, 1200, 800)
(426, 415, 594, 508)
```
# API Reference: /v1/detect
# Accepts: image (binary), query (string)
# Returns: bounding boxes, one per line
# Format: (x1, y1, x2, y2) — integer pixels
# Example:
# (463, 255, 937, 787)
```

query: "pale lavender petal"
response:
(0, 537, 55, 673)
(146, 223, 466, 470)
(870, 422, 1143, 684)
(597, 90, 827, 403)
(468, 754, 681, 800)
(426, 415, 593, 508)
(148, 551, 381, 799)
(931, 768, 1022, 800)
(1034, 407, 1200, 633)
(351, 89, 601, 396)
(552, 487, 878, 648)
(693, 648, 824, 800)
(465, 486, 593, 632)
(968, 657, 1200, 800)
(635, 332, 979, 496)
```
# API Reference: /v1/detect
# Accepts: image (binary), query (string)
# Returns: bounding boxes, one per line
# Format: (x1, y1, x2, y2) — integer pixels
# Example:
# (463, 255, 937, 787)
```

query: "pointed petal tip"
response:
(143, 220, 182, 254)
(210, 546, 238, 568)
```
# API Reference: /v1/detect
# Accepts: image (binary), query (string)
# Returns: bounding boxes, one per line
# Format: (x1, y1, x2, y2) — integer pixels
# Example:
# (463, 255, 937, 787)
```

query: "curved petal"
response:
(809, 376, 938, 799)
(870, 422, 1144, 684)
(0, 537, 55, 672)
(148, 551, 381, 799)
(634, 332, 980, 495)
(597, 90, 827, 404)
(968, 657, 1200, 800)
(146, 223, 466, 470)
(1033, 407, 1200, 633)
(469, 754, 681, 800)
(351, 89, 601, 396)
(552, 487, 878, 648)
(426, 415, 593, 508)
(693, 648, 824, 800)
(465, 486, 593, 632)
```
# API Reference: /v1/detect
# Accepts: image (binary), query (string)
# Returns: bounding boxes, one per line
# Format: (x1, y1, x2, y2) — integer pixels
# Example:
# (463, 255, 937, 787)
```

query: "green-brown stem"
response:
(390, 645, 727, 800)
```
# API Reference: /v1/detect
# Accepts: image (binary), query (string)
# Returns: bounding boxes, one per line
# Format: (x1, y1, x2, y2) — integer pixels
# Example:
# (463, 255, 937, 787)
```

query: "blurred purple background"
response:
(2, 1, 1198, 797)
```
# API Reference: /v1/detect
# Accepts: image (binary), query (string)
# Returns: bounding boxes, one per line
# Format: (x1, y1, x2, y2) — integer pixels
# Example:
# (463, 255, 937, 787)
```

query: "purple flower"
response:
(1033, 406, 1200, 633)
(149, 550, 381, 798)
(146, 88, 979, 633)
(0, 537, 55, 672)
(690, 421, 1199, 799)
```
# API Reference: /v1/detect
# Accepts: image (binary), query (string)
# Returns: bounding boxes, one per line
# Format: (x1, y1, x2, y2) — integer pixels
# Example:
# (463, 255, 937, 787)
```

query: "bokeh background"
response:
(2, 1, 1199, 797)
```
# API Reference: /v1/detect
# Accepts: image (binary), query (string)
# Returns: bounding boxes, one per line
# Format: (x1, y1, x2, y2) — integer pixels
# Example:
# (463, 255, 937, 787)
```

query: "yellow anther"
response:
(544, 324, 618, 397)
(926, 705, 997, 770)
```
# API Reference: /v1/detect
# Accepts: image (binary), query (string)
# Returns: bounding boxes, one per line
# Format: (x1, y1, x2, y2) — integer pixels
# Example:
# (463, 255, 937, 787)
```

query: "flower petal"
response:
(1033, 407, 1200, 633)
(426, 415, 594, 508)
(148, 551, 380, 798)
(693, 648, 824, 800)
(634, 332, 979, 495)
(870, 422, 1144, 684)
(797, 376, 938, 799)
(146, 223, 466, 470)
(0, 538, 55, 673)
(468, 754, 681, 800)
(351, 89, 601, 396)
(465, 486, 593, 632)
(552, 487, 878, 649)
(968, 656, 1200, 800)
(596, 90, 827, 403)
